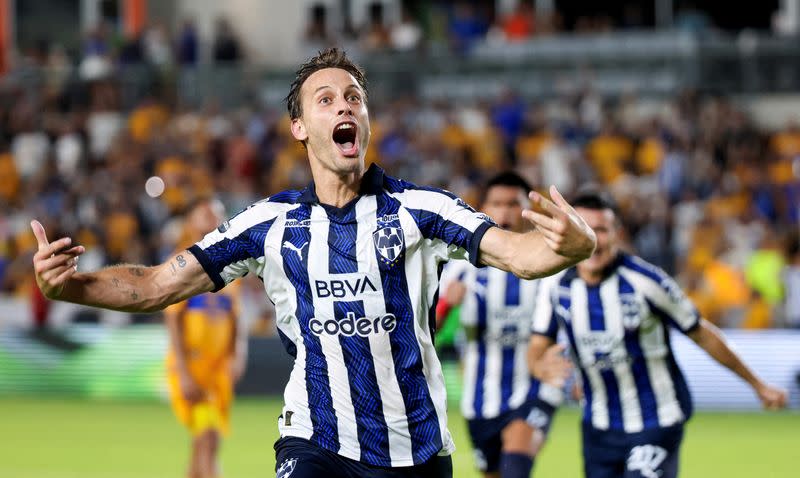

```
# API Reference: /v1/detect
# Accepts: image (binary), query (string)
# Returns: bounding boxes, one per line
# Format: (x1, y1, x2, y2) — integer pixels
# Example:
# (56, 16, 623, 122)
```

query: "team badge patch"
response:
(620, 293, 643, 330)
(277, 457, 297, 478)
(373, 226, 405, 264)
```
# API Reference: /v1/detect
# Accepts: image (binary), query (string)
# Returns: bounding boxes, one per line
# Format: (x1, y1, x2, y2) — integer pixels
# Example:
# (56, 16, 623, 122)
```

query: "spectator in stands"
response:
(360, 2, 392, 52)
(448, 1, 489, 54)
(499, 1, 536, 42)
(176, 19, 199, 66)
(212, 17, 242, 64)
(783, 233, 800, 328)
(304, 4, 336, 49)
(390, 7, 424, 52)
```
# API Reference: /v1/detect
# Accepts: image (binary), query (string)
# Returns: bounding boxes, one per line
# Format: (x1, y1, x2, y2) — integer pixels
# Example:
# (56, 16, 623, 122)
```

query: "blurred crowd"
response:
(2, 39, 800, 331)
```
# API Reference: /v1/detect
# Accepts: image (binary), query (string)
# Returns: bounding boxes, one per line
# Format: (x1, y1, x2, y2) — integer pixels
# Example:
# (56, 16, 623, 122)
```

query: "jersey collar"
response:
(297, 163, 386, 204)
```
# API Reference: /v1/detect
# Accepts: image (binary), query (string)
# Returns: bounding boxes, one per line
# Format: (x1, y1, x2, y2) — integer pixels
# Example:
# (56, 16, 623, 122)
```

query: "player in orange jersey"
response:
(165, 197, 248, 478)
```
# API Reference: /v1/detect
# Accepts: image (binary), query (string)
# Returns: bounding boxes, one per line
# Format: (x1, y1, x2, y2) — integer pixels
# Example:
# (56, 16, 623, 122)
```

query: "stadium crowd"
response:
(1, 37, 799, 332)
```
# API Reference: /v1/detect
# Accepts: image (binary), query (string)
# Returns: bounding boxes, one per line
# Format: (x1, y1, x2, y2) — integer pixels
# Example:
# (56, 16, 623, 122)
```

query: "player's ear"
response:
(291, 118, 308, 142)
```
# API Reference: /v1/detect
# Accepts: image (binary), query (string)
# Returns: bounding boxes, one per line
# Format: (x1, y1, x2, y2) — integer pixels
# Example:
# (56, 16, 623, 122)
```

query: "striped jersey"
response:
(189, 164, 495, 467)
(440, 262, 562, 420)
(532, 253, 700, 433)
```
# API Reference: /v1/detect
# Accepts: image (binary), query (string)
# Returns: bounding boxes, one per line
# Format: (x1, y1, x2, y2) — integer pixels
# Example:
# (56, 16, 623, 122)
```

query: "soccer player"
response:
(437, 172, 564, 478)
(30, 48, 596, 478)
(165, 197, 248, 478)
(528, 188, 788, 478)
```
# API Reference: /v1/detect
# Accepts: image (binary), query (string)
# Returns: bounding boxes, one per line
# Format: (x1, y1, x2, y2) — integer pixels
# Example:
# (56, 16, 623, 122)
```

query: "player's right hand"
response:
(535, 343, 573, 388)
(31, 220, 85, 300)
(756, 383, 788, 410)
(179, 372, 205, 403)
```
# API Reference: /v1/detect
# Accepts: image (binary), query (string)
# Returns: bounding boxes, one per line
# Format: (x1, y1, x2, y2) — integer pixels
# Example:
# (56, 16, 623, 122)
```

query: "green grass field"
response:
(0, 397, 797, 478)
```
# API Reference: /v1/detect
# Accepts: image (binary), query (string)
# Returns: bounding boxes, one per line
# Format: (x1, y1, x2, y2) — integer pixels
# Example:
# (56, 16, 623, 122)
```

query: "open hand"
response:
(31, 220, 85, 300)
(522, 186, 596, 262)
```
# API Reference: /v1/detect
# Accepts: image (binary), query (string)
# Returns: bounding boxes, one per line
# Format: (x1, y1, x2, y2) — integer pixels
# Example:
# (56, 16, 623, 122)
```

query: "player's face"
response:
(482, 185, 527, 232)
(291, 68, 370, 176)
(575, 207, 619, 275)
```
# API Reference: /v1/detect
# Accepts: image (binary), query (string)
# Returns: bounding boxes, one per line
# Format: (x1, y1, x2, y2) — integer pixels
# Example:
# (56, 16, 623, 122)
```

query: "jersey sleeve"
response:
(531, 275, 560, 340)
(402, 187, 496, 266)
(620, 256, 701, 334)
(188, 201, 277, 292)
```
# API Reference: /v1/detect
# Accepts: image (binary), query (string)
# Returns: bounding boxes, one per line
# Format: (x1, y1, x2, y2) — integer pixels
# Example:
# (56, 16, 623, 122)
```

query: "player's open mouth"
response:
(333, 121, 359, 157)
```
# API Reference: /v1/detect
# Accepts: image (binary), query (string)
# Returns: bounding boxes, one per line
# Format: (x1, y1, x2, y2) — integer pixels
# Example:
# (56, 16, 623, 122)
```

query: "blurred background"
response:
(0, 1, 799, 477)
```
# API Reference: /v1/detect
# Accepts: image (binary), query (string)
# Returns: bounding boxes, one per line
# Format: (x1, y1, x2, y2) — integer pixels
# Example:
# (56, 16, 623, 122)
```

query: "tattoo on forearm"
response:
(176, 255, 187, 268)
(128, 267, 145, 277)
(131, 291, 139, 301)
(112, 278, 120, 288)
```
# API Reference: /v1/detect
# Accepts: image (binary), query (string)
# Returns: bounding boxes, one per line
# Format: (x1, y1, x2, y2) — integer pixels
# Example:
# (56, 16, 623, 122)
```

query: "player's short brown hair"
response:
(286, 47, 368, 120)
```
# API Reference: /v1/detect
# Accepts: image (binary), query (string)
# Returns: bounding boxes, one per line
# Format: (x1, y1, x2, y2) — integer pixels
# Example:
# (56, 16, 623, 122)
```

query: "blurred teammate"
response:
(529, 188, 788, 478)
(31, 48, 596, 478)
(438, 172, 563, 478)
(165, 197, 248, 478)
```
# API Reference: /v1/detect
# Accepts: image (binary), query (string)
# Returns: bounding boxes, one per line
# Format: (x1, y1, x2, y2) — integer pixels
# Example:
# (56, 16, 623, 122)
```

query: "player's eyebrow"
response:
(313, 85, 331, 95)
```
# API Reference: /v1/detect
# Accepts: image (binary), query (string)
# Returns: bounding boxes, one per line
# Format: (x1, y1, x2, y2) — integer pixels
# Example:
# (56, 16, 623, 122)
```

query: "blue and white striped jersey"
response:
(188, 164, 495, 467)
(532, 253, 700, 433)
(440, 262, 563, 420)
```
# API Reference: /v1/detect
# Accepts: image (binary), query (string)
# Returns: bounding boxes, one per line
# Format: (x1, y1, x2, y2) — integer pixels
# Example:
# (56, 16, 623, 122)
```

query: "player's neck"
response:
(578, 268, 604, 286)
(311, 163, 364, 208)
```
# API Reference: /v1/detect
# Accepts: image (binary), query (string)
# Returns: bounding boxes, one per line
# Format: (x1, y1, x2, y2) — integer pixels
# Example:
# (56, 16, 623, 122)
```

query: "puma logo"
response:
(282, 241, 308, 260)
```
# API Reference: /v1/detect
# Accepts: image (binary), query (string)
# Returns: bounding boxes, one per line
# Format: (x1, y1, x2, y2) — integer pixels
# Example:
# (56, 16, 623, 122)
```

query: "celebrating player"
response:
(165, 197, 248, 478)
(529, 188, 787, 478)
(31, 48, 596, 478)
(438, 172, 564, 478)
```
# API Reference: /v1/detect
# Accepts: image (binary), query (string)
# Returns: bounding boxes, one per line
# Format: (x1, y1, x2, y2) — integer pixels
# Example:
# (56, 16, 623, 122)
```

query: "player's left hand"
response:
(756, 383, 788, 410)
(522, 186, 596, 261)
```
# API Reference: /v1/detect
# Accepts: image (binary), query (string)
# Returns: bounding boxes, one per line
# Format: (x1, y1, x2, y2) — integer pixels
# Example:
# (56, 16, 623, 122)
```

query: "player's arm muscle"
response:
(58, 252, 213, 313)
(480, 227, 571, 279)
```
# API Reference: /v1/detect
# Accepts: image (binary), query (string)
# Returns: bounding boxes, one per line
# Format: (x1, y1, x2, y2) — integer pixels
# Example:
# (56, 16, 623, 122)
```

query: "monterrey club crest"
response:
(373, 226, 405, 265)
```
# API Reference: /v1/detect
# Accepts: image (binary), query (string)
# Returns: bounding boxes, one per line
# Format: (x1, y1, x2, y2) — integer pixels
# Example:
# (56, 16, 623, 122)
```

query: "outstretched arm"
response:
(31, 220, 215, 313)
(479, 186, 596, 279)
(688, 319, 787, 410)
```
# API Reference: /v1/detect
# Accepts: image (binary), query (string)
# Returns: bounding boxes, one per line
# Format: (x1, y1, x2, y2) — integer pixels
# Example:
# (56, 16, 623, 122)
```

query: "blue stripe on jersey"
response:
(375, 194, 442, 464)
(472, 272, 489, 418)
(282, 206, 339, 452)
(586, 285, 605, 331)
(498, 272, 520, 413)
(505, 271, 521, 306)
(327, 209, 391, 465)
(587, 284, 624, 429)
(189, 218, 274, 291)
(618, 276, 660, 429)
(556, 275, 594, 425)
(600, 368, 624, 430)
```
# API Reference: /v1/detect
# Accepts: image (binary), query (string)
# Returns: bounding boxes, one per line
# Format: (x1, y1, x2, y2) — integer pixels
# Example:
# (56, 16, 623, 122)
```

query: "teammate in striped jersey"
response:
(438, 172, 563, 478)
(30, 48, 597, 478)
(529, 188, 787, 478)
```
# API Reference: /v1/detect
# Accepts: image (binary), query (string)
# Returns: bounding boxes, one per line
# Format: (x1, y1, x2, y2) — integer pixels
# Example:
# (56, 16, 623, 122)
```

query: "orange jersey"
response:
(166, 285, 240, 435)
(166, 288, 238, 370)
